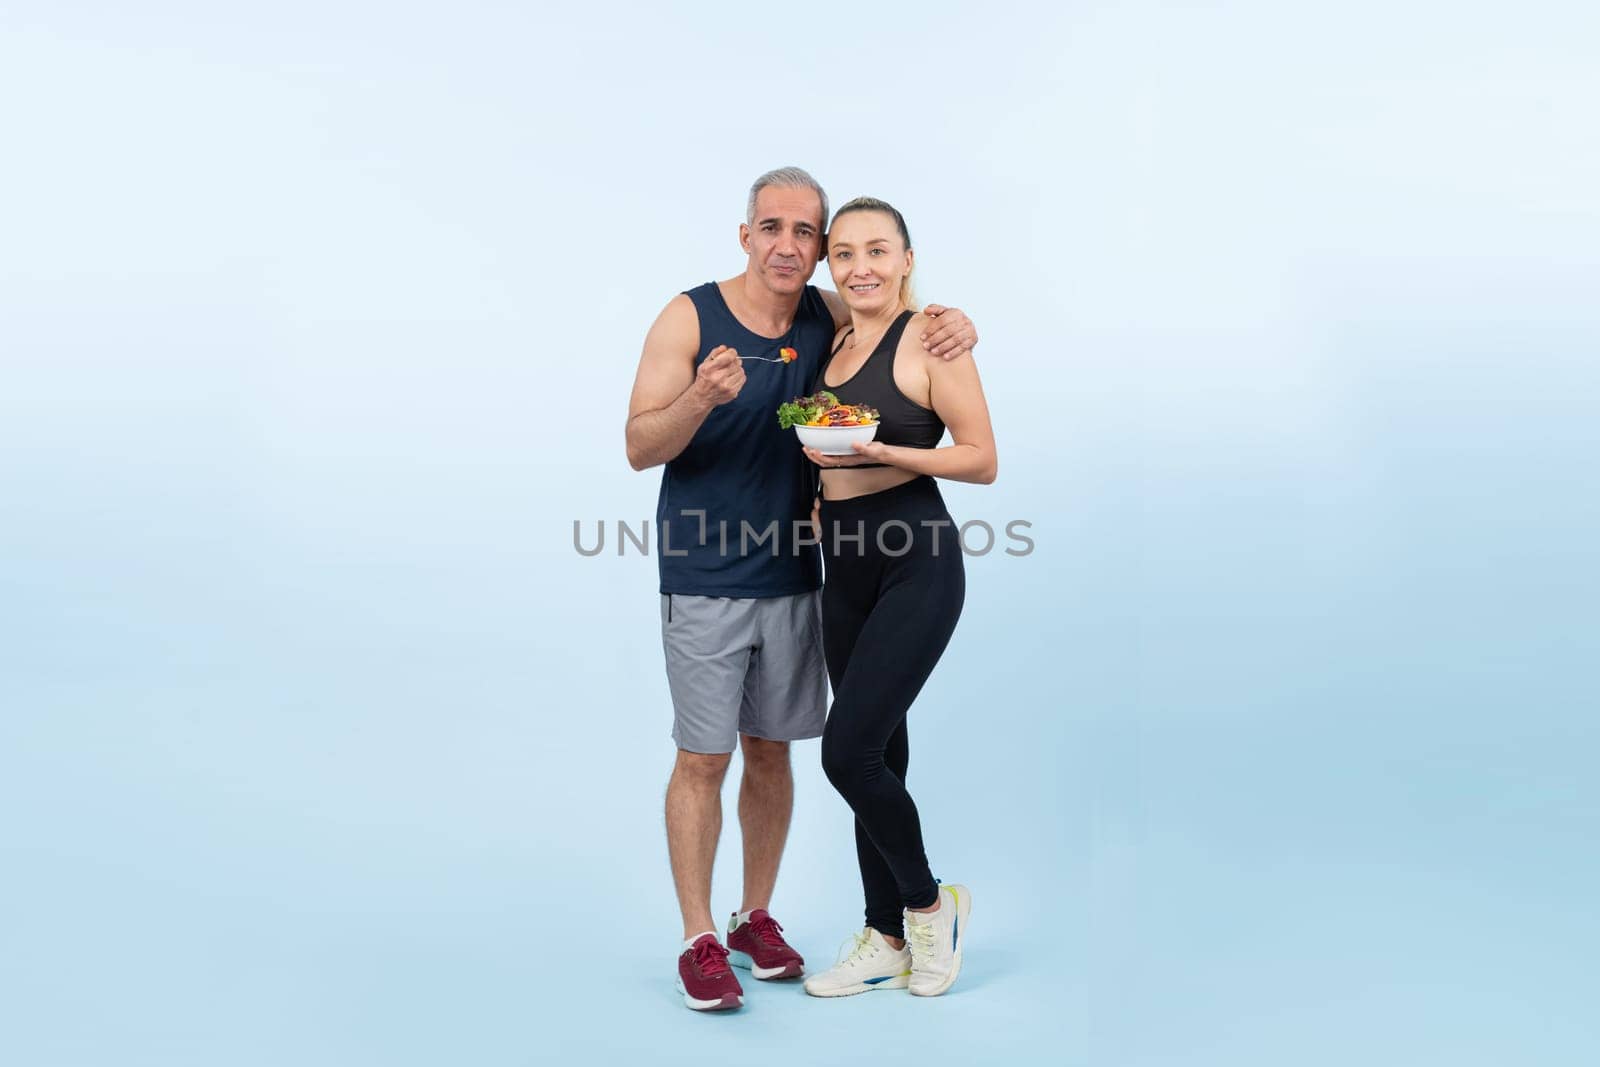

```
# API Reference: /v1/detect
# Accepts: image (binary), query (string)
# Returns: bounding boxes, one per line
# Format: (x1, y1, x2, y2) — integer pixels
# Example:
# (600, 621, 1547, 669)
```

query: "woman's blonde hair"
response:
(830, 196, 918, 311)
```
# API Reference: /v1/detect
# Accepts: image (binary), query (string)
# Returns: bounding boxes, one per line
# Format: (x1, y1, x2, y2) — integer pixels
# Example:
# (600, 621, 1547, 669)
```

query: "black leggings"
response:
(819, 476, 965, 940)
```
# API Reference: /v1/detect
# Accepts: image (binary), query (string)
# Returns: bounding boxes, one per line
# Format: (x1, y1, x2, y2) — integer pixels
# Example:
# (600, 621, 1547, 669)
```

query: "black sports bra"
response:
(820, 311, 945, 468)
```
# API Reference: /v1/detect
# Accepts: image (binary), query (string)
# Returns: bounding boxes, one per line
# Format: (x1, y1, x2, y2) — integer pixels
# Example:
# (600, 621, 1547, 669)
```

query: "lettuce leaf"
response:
(776, 390, 840, 429)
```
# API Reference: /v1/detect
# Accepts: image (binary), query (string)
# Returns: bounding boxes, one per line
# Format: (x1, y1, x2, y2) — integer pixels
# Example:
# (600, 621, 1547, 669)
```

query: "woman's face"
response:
(827, 210, 912, 315)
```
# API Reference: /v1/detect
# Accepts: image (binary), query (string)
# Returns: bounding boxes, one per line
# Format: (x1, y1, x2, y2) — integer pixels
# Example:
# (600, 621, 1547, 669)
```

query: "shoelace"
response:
(747, 913, 788, 949)
(905, 919, 937, 963)
(834, 930, 876, 968)
(691, 937, 732, 977)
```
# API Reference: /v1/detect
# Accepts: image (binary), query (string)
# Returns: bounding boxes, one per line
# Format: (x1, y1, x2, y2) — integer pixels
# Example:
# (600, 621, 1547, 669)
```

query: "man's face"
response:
(740, 186, 824, 296)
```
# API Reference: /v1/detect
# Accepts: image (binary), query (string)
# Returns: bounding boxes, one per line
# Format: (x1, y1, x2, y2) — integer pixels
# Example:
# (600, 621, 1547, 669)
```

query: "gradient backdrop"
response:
(3, 2, 1596, 1065)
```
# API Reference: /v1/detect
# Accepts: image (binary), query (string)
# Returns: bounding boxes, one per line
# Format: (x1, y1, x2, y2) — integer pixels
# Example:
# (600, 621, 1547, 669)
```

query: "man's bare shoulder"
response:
(657, 291, 699, 329)
(644, 293, 701, 355)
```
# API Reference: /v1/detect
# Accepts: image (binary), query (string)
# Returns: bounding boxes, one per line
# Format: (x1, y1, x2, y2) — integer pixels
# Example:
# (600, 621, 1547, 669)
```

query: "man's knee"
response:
(739, 735, 791, 777)
(673, 749, 732, 788)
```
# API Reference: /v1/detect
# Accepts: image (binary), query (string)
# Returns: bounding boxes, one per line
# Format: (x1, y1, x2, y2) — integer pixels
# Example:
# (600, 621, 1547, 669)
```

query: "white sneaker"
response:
(802, 928, 912, 998)
(905, 883, 970, 996)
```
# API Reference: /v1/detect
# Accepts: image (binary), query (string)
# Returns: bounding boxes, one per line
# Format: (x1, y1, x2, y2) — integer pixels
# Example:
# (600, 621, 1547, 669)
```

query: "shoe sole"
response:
(910, 885, 971, 997)
(728, 949, 803, 980)
(676, 978, 742, 1011)
(804, 974, 911, 998)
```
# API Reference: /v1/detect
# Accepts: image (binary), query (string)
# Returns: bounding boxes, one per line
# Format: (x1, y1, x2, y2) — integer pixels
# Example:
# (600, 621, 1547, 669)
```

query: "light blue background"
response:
(2, 2, 1596, 1064)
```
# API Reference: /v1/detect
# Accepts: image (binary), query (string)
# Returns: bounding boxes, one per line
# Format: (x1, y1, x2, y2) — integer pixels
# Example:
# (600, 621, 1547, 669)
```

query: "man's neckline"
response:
(715, 278, 805, 341)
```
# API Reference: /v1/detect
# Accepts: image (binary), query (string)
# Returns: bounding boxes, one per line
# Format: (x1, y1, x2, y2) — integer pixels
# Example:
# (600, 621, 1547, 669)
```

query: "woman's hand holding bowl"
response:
(804, 441, 891, 467)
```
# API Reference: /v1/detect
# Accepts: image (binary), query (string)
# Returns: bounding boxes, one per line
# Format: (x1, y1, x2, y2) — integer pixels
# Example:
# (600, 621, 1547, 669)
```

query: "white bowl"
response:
(794, 421, 879, 455)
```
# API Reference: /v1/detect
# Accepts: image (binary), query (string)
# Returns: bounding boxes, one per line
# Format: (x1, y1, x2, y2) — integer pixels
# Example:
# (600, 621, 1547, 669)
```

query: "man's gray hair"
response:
(746, 166, 828, 227)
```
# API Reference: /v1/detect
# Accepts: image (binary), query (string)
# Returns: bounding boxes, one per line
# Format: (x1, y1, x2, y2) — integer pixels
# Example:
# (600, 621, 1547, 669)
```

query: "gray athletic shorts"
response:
(660, 591, 828, 754)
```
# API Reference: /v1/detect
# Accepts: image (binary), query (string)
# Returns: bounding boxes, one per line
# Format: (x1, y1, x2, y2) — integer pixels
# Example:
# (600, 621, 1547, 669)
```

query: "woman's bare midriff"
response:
(820, 466, 920, 501)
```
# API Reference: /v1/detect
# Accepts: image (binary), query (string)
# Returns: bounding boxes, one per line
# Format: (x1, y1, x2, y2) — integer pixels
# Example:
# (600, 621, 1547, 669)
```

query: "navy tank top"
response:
(655, 282, 836, 597)
(820, 310, 946, 468)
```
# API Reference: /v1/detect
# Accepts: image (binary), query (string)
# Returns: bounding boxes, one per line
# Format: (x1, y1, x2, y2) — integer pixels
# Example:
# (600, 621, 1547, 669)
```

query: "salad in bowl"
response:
(777, 391, 880, 455)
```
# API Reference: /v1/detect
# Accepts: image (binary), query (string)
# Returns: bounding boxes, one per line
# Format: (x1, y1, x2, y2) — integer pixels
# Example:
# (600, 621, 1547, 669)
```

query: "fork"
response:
(740, 346, 798, 364)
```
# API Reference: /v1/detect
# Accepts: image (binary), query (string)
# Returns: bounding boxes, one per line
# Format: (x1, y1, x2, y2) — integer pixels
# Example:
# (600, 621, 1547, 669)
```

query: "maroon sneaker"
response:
(726, 909, 805, 980)
(677, 934, 744, 1011)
